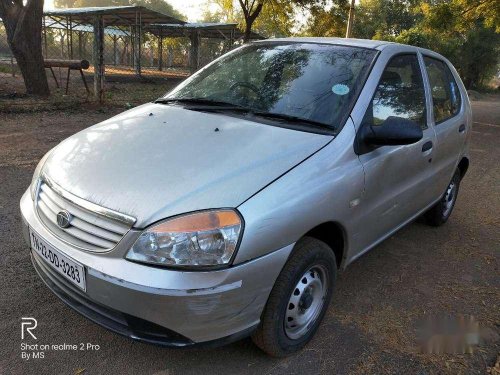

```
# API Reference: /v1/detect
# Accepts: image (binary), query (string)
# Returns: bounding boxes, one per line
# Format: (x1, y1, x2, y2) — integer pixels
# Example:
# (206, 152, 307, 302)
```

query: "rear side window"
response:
(362, 54, 427, 130)
(423, 57, 461, 124)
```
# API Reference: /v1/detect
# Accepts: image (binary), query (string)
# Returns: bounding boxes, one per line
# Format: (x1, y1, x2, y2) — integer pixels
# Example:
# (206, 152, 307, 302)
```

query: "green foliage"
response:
(252, 0, 296, 38)
(302, 0, 350, 37)
(207, 0, 325, 39)
(304, 0, 499, 88)
(350, 0, 422, 39)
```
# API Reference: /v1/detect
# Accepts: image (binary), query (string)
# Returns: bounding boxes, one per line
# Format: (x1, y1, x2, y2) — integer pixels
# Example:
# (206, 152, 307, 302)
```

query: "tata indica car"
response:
(21, 38, 471, 356)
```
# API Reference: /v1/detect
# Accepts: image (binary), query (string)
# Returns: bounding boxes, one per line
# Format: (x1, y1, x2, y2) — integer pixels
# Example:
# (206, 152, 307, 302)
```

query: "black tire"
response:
(251, 237, 337, 357)
(424, 168, 461, 226)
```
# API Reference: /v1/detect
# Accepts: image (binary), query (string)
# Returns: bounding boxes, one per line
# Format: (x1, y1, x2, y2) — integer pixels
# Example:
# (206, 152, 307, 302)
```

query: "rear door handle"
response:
(422, 141, 433, 152)
(459, 124, 466, 133)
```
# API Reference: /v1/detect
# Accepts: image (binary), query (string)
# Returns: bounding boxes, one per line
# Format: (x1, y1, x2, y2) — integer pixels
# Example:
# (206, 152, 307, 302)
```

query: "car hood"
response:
(43, 103, 332, 227)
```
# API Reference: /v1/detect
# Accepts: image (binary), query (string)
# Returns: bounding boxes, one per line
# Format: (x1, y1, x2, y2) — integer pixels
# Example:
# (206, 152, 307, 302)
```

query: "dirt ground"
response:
(0, 93, 498, 375)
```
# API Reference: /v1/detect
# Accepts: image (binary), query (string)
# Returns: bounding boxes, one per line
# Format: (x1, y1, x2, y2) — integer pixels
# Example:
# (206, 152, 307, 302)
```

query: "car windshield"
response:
(162, 43, 377, 130)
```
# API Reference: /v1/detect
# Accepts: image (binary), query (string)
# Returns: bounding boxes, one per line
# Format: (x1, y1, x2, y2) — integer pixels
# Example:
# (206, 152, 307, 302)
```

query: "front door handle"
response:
(422, 141, 433, 152)
(459, 124, 466, 133)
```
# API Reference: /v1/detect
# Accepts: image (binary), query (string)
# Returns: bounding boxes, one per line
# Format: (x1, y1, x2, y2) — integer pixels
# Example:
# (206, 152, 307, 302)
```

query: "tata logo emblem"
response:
(56, 210, 72, 228)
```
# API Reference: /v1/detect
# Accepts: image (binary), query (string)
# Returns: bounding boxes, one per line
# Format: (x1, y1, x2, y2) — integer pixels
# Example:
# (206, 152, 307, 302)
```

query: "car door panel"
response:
(350, 52, 438, 258)
(422, 55, 468, 195)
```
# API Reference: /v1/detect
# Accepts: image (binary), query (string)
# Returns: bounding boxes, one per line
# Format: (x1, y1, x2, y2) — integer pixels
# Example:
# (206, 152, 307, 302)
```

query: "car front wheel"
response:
(251, 237, 336, 357)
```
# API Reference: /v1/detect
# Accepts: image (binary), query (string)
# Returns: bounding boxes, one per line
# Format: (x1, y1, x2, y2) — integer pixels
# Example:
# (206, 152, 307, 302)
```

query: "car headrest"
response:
(380, 70, 402, 87)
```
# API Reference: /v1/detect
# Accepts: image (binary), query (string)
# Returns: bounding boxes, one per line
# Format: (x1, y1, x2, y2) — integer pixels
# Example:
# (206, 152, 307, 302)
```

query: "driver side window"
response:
(363, 54, 427, 129)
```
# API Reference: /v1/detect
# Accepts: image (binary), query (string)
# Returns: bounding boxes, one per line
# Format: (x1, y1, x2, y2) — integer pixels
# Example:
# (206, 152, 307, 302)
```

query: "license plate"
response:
(30, 228, 86, 291)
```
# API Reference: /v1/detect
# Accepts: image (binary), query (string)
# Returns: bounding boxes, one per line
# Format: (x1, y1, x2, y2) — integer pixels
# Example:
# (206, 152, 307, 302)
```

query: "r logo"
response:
(21, 317, 37, 340)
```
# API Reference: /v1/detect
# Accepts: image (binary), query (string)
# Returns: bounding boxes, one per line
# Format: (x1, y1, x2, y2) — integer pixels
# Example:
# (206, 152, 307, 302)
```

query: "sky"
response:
(43, 0, 360, 24)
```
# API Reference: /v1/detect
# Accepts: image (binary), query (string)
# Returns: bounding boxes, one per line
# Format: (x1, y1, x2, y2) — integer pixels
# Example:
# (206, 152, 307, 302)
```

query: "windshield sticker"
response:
(332, 84, 350, 95)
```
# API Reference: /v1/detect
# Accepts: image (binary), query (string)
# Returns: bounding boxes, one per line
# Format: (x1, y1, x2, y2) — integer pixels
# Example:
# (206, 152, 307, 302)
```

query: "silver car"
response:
(20, 38, 470, 356)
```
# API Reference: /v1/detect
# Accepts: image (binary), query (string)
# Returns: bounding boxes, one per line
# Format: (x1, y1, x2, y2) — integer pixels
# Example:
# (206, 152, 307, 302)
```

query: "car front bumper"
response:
(20, 190, 293, 345)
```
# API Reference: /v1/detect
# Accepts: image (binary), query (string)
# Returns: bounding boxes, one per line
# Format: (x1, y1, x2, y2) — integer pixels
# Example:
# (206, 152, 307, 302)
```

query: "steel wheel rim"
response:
(443, 180, 457, 217)
(284, 265, 328, 340)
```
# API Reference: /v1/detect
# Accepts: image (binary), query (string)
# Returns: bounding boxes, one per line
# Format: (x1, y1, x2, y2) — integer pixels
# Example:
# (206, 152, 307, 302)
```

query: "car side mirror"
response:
(361, 116, 423, 146)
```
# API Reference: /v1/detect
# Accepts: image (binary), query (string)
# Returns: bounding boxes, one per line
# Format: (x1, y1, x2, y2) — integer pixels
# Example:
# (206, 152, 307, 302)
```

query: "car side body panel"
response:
(235, 118, 364, 266)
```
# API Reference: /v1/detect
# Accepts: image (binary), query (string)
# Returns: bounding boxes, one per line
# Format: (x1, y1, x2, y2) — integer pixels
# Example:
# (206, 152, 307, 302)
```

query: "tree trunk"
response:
(244, 22, 253, 43)
(0, 0, 50, 96)
(239, 0, 264, 43)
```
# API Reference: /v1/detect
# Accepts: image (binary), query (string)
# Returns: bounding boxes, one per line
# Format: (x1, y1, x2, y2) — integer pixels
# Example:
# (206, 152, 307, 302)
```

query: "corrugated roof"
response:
(147, 22, 264, 40)
(44, 19, 130, 37)
(44, 6, 184, 26)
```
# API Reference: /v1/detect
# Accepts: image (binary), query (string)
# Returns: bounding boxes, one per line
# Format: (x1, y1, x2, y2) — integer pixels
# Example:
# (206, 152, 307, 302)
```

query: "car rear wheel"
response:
(424, 168, 461, 226)
(251, 237, 336, 357)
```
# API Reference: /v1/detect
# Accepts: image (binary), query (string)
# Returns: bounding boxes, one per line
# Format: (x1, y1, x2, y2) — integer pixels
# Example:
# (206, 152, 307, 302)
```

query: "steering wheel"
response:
(228, 81, 266, 106)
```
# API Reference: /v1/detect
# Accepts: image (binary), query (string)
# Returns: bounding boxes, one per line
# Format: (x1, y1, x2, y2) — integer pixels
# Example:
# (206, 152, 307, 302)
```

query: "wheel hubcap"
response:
(443, 181, 457, 217)
(284, 265, 328, 340)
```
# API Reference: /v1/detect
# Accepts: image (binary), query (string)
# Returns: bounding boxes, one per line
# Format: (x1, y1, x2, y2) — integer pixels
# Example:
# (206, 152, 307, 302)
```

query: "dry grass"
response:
(0, 71, 181, 113)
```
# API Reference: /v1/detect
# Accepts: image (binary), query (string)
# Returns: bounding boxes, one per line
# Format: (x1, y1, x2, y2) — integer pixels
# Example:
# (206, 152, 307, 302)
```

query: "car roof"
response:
(253, 37, 449, 62)
(254, 37, 393, 50)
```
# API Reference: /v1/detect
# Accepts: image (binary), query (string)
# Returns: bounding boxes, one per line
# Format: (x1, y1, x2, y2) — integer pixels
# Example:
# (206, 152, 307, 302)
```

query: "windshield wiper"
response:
(250, 111, 331, 129)
(155, 97, 249, 111)
(155, 98, 333, 131)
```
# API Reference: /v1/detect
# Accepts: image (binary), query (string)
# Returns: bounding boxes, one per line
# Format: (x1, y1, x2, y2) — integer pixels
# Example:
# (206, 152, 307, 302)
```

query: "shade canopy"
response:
(146, 22, 264, 40)
(44, 19, 130, 36)
(44, 6, 185, 26)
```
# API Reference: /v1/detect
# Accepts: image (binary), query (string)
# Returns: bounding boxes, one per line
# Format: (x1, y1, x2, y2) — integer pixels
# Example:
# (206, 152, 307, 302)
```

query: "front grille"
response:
(35, 178, 134, 252)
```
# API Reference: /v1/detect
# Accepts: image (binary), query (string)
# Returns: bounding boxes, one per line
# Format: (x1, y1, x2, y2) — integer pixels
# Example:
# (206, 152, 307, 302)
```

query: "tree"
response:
(234, 0, 323, 41)
(208, 0, 296, 38)
(351, 0, 421, 40)
(304, 0, 499, 88)
(0, 0, 50, 96)
(238, 0, 264, 42)
(302, 0, 350, 37)
(394, 0, 499, 89)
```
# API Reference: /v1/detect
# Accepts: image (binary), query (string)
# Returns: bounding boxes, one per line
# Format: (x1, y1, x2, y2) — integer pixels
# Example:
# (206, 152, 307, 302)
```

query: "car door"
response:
(421, 55, 466, 195)
(351, 52, 438, 257)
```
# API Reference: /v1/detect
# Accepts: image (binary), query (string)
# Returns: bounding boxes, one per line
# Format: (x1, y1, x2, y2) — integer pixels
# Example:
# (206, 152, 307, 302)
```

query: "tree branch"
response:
(238, 0, 249, 18)
(460, 0, 490, 16)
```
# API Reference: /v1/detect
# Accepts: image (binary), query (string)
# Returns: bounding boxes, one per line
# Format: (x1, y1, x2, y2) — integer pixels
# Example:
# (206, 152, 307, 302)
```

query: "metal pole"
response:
(345, 0, 355, 38)
(189, 30, 200, 74)
(43, 17, 48, 59)
(138, 11, 142, 76)
(78, 31, 83, 59)
(113, 35, 118, 65)
(66, 16, 70, 59)
(158, 31, 163, 71)
(93, 16, 105, 103)
(229, 28, 235, 50)
(130, 26, 134, 68)
(69, 16, 73, 59)
(134, 11, 142, 76)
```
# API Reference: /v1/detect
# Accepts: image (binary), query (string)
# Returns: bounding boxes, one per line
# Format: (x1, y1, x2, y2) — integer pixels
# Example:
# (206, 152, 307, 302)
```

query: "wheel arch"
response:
(302, 221, 346, 269)
(457, 157, 469, 179)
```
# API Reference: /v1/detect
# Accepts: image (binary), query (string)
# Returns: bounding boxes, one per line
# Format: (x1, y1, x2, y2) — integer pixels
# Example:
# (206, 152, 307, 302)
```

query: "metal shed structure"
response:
(43, 6, 185, 101)
(0, 6, 268, 101)
(146, 23, 264, 73)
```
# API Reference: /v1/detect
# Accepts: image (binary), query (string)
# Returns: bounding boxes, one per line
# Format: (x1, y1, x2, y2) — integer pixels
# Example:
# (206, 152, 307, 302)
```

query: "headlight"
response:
(30, 150, 52, 200)
(126, 209, 243, 268)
